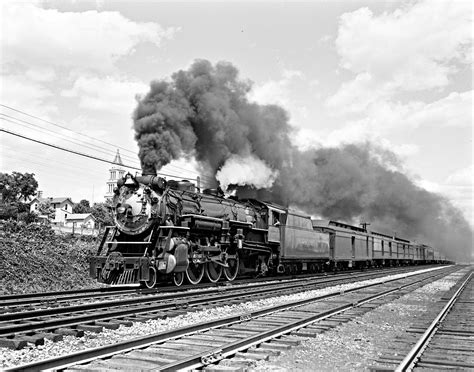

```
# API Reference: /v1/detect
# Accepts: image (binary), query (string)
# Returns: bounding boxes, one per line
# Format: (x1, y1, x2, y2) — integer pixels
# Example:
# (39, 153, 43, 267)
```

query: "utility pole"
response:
(360, 221, 370, 232)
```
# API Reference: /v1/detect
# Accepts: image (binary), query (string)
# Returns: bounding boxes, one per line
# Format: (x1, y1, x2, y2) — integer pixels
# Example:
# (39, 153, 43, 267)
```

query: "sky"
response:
(0, 0, 472, 227)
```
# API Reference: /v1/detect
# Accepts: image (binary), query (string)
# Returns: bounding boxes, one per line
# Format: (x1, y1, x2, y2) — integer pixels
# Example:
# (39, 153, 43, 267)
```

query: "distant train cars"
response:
(311, 220, 444, 270)
(89, 173, 447, 288)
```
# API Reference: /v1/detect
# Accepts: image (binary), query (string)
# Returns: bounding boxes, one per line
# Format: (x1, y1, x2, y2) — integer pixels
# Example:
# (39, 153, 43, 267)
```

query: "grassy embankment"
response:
(0, 221, 101, 294)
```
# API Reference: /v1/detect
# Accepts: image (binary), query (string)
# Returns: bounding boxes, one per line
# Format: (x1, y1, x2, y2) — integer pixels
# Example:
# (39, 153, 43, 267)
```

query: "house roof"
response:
(66, 213, 96, 221)
(50, 197, 73, 204)
(30, 197, 73, 205)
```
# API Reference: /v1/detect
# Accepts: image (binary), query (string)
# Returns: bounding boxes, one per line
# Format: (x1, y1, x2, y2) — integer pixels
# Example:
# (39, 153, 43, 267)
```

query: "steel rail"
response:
(0, 286, 135, 302)
(0, 288, 141, 307)
(0, 267, 411, 324)
(4, 267, 455, 371)
(394, 271, 472, 372)
(158, 269, 456, 371)
(0, 268, 404, 337)
(0, 265, 439, 308)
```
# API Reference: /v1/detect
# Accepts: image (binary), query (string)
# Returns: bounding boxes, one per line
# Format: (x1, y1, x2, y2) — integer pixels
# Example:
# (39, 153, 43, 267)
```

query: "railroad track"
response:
(372, 268, 473, 371)
(4, 266, 458, 371)
(0, 267, 426, 349)
(0, 265, 442, 311)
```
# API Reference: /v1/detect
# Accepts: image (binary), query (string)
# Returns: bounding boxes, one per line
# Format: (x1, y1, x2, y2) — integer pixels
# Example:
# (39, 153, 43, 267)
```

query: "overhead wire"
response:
(1, 128, 214, 188)
(0, 104, 216, 181)
(0, 104, 214, 182)
(1, 115, 140, 165)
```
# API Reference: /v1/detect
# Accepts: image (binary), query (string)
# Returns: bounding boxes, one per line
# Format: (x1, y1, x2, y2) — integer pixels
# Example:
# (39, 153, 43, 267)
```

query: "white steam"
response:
(216, 154, 279, 190)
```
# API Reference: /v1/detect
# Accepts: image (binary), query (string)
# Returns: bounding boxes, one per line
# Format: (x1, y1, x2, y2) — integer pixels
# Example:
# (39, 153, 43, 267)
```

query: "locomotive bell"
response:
(124, 174, 137, 186)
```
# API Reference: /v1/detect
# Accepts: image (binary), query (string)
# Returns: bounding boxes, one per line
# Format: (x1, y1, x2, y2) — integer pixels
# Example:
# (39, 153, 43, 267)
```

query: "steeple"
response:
(105, 149, 126, 201)
(113, 149, 123, 166)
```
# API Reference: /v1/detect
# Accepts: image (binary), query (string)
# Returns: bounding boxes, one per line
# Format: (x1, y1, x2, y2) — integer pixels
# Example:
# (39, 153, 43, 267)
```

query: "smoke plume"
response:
(133, 59, 472, 262)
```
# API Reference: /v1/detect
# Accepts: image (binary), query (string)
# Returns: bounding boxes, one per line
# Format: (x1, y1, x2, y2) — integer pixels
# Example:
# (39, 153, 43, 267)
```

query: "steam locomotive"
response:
(89, 173, 446, 288)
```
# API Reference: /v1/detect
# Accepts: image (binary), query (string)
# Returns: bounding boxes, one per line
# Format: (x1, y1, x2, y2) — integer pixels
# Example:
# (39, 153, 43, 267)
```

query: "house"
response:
(65, 213, 96, 229)
(30, 197, 74, 225)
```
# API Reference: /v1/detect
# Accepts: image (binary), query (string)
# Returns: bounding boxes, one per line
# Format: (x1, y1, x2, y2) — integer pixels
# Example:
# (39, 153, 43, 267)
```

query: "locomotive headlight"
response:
(117, 206, 126, 214)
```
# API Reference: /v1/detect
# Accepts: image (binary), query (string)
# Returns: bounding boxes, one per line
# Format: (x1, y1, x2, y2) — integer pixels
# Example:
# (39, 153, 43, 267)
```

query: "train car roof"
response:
(312, 219, 368, 233)
(370, 230, 411, 243)
(243, 199, 289, 215)
(313, 219, 415, 243)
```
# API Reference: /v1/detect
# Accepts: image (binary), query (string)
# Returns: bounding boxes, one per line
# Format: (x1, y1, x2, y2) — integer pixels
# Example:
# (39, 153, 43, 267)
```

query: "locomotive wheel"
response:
(172, 272, 185, 287)
(223, 254, 239, 281)
(145, 267, 157, 289)
(205, 261, 222, 283)
(186, 262, 204, 285)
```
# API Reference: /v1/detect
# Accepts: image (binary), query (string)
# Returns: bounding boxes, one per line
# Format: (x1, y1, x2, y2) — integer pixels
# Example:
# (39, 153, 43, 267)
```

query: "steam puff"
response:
(216, 154, 279, 190)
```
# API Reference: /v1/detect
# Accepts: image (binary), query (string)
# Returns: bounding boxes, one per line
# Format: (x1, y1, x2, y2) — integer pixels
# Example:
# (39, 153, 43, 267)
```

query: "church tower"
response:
(105, 150, 125, 201)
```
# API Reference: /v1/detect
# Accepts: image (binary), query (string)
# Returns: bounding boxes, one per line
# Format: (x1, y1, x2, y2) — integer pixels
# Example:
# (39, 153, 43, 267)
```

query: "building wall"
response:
(30, 198, 74, 225)
(65, 216, 95, 229)
(52, 201, 74, 224)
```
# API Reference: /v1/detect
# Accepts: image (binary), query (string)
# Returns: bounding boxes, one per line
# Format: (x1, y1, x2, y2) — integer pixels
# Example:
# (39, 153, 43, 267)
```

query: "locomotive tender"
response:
(90, 173, 444, 288)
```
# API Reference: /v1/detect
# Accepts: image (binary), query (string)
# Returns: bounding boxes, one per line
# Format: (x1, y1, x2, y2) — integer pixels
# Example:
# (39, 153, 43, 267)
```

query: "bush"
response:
(0, 221, 101, 294)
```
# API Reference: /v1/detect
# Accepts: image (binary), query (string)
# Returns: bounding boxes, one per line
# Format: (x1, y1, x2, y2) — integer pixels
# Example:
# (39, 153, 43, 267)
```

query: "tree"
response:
(38, 200, 56, 220)
(0, 172, 38, 202)
(73, 199, 91, 213)
(91, 202, 114, 231)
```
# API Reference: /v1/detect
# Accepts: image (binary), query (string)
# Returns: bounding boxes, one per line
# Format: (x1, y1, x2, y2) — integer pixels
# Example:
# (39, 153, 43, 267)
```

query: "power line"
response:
(0, 103, 138, 156)
(0, 105, 216, 181)
(1, 115, 141, 165)
(1, 128, 213, 185)
(1, 127, 141, 169)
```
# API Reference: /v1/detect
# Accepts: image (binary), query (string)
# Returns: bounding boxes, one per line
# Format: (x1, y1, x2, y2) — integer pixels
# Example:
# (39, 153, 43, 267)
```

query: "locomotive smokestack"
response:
(141, 165, 157, 176)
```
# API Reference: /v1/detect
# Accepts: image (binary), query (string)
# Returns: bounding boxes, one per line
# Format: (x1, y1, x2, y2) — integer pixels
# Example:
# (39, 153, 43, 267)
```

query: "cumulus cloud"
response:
(406, 90, 472, 129)
(249, 68, 310, 126)
(249, 69, 304, 109)
(1, 2, 178, 73)
(1, 2, 174, 140)
(0, 74, 58, 119)
(416, 165, 473, 227)
(335, 1, 472, 91)
(61, 75, 148, 115)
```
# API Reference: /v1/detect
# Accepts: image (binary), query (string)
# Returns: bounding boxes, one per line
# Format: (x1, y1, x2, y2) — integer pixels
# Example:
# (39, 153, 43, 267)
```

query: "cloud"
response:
(61, 75, 148, 116)
(249, 69, 310, 126)
(406, 90, 472, 129)
(293, 125, 419, 162)
(335, 1, 472, 91)
(327, 89, 472, 138)
(0, 74, 58, 119)
(1, 2, 178, 73)
(249, 69, 304, 108)
(416, 165, 473, 227)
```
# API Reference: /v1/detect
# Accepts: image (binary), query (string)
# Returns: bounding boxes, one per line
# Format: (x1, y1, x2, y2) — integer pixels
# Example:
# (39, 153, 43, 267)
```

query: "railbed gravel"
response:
(252, 267, 467, 371)
(0, 266, 450, 369)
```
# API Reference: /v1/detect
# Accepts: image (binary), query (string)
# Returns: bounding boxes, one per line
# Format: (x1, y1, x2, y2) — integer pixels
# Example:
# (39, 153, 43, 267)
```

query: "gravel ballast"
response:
(252, 267, 468, 371)
(0, 266, 455, 369)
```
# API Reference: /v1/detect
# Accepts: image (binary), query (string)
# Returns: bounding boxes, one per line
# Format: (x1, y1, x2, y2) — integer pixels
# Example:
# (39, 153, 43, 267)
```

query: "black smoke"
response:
(133, 60, 292, 176)
(133, 59, 472, 262)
